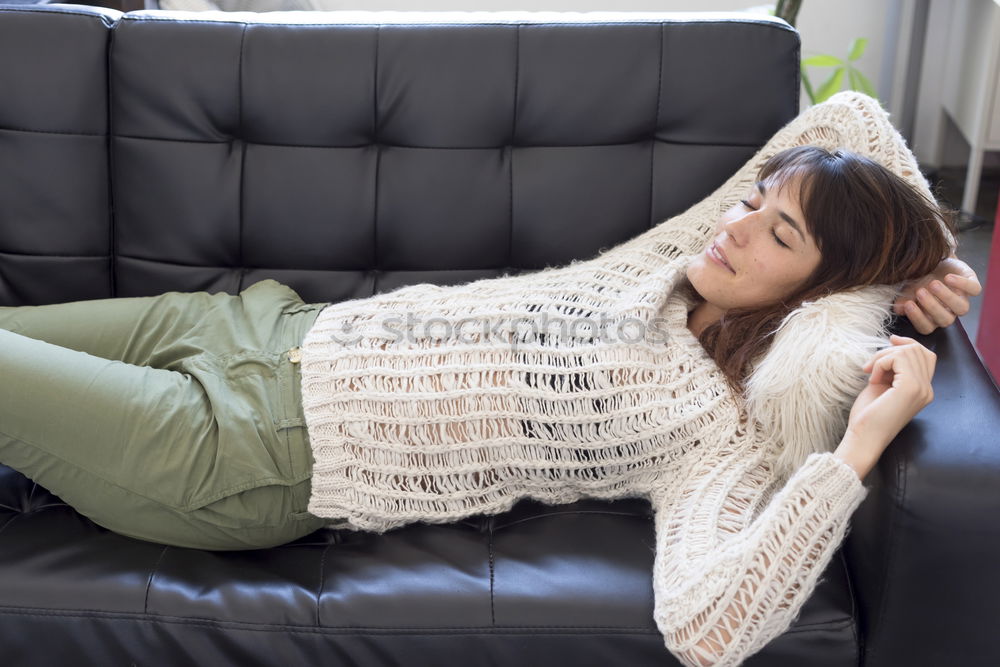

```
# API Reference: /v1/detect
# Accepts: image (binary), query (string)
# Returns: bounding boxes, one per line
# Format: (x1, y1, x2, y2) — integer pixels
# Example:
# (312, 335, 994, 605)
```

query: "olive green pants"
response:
(0, 279, 331, 551)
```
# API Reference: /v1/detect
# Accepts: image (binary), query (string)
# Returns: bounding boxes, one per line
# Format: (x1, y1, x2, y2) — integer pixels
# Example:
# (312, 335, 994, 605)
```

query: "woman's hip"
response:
(174, 279, 330, 509)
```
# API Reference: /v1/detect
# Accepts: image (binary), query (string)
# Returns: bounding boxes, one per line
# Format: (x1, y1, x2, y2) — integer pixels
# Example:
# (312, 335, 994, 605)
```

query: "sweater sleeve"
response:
(648, 441, 867, 667)
(595, 91, 954, 268)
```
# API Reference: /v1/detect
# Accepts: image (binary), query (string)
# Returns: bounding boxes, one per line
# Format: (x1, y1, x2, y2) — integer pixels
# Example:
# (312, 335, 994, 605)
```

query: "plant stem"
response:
(775, 0, 803, 27)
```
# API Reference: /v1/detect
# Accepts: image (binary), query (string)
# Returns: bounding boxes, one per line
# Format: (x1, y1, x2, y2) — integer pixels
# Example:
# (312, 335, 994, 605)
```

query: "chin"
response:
(686, 257, 732, 309)
(685, 258, 710, 295)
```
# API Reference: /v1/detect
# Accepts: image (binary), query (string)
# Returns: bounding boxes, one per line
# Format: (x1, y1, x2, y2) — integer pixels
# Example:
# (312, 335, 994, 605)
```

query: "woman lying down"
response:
(0, 91, 982, 666)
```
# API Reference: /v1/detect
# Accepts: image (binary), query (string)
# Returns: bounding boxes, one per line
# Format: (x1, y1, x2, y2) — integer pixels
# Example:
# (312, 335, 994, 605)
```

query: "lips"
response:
(708, 242, 735, 274)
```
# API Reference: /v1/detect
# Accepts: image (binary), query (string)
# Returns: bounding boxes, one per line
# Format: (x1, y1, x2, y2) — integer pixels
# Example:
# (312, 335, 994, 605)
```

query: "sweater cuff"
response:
(792, 451, 869, 513)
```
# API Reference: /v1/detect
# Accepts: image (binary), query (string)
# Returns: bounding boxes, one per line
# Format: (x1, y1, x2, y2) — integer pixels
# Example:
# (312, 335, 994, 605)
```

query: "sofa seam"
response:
(107, 12, 118, 296)
(794, 22, 801, 117)
(0, 605, 851, 634)
(115, 16, 796, 31)
(143, 546, 169, 615)
(838, 547, 863, 665)
(508, 24, 519, 271)
(0, 502, 66, 513)
(110, 253, 516, 272)
(102, 132, 772, 149)
(650, 23, 663, 231)
(488, 516, 497, 626)
(0, 249, 108, 259)
(0, 126, 103, 137)
(316, 543, 332, 627)
(372, 25, 381, 283)
(237, 22, 248, 291)
(0, 606, 658, 633)
(868, 453, 905, 665)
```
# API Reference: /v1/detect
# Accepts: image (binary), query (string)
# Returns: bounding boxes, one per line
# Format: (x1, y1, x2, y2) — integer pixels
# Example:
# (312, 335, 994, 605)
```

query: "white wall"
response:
(915, 0, 1000, 169)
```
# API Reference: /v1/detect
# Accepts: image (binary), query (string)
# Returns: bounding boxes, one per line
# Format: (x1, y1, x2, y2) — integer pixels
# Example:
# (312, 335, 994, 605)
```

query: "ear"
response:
(743, 283, 899, 479)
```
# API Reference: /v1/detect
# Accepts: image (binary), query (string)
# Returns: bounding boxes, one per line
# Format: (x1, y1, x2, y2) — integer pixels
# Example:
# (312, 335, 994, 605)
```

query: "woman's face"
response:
(687, 173, 823, 311)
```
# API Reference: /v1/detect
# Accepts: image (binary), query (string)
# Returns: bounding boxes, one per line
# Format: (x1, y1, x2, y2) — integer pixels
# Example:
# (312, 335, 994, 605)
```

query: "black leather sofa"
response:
(0, 5, 997, 666)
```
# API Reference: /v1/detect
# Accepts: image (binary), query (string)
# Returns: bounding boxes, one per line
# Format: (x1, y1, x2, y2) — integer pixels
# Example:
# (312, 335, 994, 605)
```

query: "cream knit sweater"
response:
(298, 92, 954, 666)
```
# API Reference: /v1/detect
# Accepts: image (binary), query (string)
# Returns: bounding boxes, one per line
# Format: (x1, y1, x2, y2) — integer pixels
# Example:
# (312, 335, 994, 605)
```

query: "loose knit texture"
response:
(298, 92, 953, 667)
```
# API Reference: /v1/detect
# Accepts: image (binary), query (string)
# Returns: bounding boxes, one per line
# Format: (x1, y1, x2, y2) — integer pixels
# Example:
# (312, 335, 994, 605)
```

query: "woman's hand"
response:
(893, 256, 982, 334)
(834, 335, 937, 480)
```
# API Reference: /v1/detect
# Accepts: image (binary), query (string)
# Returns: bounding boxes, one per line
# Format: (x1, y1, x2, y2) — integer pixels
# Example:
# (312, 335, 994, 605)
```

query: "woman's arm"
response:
(592, 92, 911, 266)
(649, 445, 866, 667)
(834, 334, 937, 480)
(649, 334, 937, 666)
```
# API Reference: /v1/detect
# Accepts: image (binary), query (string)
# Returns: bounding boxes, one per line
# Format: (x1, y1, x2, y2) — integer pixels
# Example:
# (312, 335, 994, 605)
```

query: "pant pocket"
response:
(176, 352, 303, 511)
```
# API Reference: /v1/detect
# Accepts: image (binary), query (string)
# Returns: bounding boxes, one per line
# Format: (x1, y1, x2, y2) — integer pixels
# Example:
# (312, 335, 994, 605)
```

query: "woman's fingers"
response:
(945, 271, 982, 297)
(901, 282, 971, 332)
(863, 335, 917, 372)
(861, 334, 930, 373)
(868, 352, 895, 386)
(849, 337, 937, 450)
(892, 257, 982, 331)
(916, 285, 959, 324)
(901, 299, 936, 334)
(929, 279, 971, 316)
(867, 336, 935, 404)
(863, 344, 891, 373)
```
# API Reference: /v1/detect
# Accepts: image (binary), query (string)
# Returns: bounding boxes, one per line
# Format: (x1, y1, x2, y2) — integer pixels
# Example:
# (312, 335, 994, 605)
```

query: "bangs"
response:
(756, 146, 850, 244)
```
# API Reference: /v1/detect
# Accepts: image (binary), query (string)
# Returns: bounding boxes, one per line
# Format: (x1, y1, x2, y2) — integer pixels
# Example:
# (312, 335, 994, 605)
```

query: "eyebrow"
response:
(756, 182, 806, 243)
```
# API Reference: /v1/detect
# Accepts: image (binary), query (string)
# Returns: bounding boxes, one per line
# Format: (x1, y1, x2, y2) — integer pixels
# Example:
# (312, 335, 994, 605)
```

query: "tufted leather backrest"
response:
(0, 7, 799, 306)
(0, 5, 118, 304)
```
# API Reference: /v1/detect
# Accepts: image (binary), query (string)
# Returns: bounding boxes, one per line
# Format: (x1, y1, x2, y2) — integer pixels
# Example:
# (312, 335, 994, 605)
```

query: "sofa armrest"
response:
(844, 319, 1000, 666)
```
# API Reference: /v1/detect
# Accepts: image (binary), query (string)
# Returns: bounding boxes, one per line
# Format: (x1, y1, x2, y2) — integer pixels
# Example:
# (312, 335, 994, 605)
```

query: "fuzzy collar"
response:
(671, 254, 898, 479)
(745, 283, 898, 478)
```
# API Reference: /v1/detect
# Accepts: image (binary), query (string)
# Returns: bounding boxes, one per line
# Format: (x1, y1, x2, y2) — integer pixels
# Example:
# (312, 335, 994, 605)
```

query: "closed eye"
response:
(741, 199, 790, 249)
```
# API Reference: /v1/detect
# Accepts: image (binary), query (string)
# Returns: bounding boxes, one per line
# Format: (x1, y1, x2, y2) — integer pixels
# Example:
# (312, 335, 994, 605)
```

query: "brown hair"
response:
(697, 145, 958, 396)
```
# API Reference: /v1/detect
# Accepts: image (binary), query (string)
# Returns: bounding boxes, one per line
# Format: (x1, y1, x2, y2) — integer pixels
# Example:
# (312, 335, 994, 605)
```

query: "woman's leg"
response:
(0, 326, 327, 550)
(0, 281, 330, 550)
(0, 287, 241, 370)
(0, 327, 217, 539)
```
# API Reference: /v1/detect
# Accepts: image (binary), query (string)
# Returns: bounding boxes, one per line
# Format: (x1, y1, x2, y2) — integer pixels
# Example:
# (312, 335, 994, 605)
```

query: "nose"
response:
(723, 208, 758, 246)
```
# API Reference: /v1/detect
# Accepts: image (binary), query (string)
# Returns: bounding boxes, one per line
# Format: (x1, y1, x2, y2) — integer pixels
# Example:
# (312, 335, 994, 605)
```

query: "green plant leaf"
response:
(848, 37, 868, 61)
(851, 66, 877, 97)
(801, 66, 817, 105)
(802, 54, 843, 67)
(848, 67, 859, 91)
(815, 66, 845, 102)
